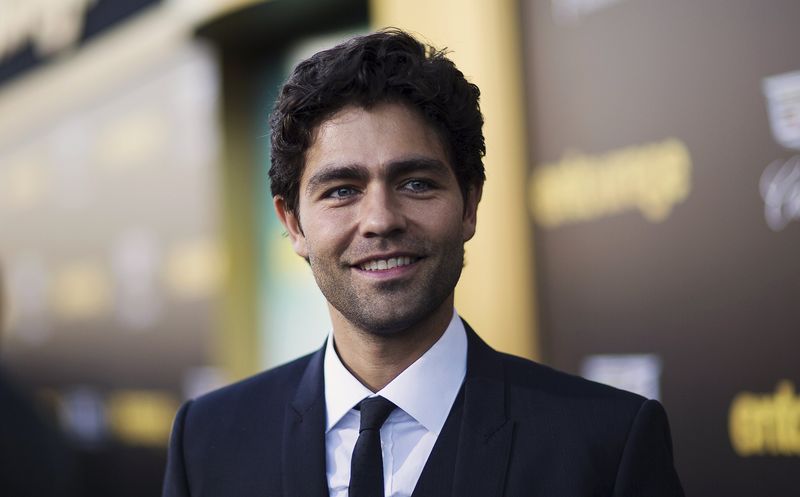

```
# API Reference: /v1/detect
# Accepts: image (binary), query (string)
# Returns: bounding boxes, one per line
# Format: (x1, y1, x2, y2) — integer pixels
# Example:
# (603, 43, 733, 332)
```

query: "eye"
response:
(401, 179, 433, 193)
(325, 186, 358, 199)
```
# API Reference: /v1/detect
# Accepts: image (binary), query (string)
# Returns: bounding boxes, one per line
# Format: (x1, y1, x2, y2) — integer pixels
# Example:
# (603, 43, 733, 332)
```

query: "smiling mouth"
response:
(358, 256, 421, 271)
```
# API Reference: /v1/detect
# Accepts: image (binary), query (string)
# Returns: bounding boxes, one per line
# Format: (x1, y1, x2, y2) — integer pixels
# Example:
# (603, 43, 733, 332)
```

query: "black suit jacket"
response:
(163, 324, 684, 496)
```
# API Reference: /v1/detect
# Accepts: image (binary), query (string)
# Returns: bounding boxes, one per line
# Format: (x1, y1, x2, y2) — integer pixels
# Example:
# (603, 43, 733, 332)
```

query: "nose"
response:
(358, 186, 407, 238)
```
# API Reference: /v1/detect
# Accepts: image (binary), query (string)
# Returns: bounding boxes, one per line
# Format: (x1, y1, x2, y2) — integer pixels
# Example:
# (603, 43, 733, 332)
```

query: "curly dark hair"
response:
(269, 28, 486, 214)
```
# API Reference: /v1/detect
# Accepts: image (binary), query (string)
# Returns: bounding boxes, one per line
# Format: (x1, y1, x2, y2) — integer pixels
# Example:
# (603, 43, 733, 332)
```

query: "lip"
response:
(350, 252, 423, 279)
(350, 252, 422, 267)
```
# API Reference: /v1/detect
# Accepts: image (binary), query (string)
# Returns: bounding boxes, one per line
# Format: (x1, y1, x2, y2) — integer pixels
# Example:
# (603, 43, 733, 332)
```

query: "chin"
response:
(338, 298, 447, 337)
(348, 310, 424, 336)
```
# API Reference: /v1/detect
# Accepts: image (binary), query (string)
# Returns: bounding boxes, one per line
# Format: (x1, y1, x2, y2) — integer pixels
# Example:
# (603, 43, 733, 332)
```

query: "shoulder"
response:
(182, 351, 316, 426)
(498, 352, 669, 464)
(202, 352, 313, 401)
(464, 324, 646, 418)
(500, 351, 645, 410)
(164, 350, 321, 493)
(470, 345, 682, 492)
(494, 350, 659, 445)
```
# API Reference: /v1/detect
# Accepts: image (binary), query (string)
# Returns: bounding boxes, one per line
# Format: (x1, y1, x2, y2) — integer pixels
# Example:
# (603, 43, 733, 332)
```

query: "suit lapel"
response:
(451, 323, 514, 497)
(282, 344, 329, 497)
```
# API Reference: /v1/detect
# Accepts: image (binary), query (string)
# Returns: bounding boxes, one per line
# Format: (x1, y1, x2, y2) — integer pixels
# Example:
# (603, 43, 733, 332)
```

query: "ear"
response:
(462, 183, 483, 242)
(273, 196, 308, 259)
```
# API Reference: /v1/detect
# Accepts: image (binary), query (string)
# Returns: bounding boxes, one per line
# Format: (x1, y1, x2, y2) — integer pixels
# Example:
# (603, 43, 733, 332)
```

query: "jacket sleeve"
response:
(162, 400, 193, 497)
(612, 399, 685, 497)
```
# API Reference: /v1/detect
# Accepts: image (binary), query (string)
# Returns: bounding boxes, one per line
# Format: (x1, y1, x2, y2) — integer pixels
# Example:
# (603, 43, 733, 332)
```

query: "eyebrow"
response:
(305, 164, 369, 196)
(304, 157, 451, 196)
(386, 157, 452, 180)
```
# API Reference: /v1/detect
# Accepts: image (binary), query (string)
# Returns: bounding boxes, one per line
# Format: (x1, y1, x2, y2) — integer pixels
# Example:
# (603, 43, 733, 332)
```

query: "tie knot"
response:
(357, 396, 396, 432)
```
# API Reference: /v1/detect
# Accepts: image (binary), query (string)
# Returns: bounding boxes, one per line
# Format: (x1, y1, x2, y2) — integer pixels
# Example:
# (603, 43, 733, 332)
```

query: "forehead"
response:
(302, 102, 451, 180)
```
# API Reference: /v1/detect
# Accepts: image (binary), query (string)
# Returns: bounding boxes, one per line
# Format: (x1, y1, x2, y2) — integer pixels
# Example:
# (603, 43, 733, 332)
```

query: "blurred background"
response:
(0, 0, 798, 495)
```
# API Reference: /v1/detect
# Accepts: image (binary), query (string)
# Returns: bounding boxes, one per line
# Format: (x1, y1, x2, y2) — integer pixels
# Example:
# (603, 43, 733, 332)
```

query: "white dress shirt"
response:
(323, 309, 468, 497)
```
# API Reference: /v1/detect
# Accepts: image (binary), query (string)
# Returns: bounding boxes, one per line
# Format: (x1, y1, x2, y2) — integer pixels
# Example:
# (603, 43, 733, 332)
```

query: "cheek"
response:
(302, 222, 349, 257)
(413, 199, 466, 235)
(414, 212, 465, 243)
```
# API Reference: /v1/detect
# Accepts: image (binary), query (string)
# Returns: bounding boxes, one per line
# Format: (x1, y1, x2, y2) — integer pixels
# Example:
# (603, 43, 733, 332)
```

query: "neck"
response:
(330, 296, 455, 392)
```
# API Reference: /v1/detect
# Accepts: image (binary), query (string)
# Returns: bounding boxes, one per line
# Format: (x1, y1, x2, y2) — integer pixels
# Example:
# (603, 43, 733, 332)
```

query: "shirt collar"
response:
(323, 309, 467, 435)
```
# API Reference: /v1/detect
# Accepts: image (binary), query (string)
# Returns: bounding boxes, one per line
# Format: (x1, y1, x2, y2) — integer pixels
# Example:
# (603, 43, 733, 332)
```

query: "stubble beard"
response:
(310, 240, 465, 337)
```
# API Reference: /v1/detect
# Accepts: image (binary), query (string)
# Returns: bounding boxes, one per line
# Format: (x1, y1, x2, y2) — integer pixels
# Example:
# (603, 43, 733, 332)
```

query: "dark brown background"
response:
(523, 0, 800, 494)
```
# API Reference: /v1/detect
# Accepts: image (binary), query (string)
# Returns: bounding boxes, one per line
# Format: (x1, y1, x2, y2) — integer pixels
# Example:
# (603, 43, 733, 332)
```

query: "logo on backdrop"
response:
(759, 157, 800, 231)
(728, 380, 800, 457)
(528, 138, 692, 228)
(760, 70, 800, 231)
(0, 0, 98, 63)
(763, 71, 800, 151)
(550, 0, 626, 25)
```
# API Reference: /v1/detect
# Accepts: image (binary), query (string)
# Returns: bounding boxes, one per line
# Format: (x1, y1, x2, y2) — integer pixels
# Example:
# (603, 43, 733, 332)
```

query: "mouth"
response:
(357, 256, 421, 271)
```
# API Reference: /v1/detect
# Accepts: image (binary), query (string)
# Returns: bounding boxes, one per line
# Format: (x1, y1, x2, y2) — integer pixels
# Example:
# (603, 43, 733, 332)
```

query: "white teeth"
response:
(360, 256, 417, 271)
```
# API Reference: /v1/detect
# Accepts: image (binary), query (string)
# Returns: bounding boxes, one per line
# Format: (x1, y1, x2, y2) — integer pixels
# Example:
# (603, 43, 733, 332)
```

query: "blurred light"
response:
(581, 354, 663, 400)
(52, 260, 111, 320)
(182, 366, 227, 400)
(106, 389, 179, 447)
(111, 227, 163, 331)
(1, 149, 49, 211)
(60, 386, 107, 445)
(165, 237, 225, 300)
(5, 254, 52, 344)
(95, 107, 169, 171)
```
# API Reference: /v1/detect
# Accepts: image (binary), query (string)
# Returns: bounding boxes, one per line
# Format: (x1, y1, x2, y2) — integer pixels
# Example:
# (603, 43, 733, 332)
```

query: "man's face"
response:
(275, 102, 480, 335)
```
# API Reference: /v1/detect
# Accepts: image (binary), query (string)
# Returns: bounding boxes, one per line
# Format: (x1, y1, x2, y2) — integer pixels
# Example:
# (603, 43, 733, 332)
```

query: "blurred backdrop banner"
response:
(0, 1, 798, 496)
(523, 0, 800, 495)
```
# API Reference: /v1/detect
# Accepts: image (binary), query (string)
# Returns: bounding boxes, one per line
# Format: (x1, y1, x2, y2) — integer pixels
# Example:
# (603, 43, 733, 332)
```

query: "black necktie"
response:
(349, 396, 396, 497)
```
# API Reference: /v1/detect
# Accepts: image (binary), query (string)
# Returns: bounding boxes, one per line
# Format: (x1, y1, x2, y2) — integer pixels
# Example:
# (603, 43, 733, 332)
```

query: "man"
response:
(163, 29, 684, 497)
